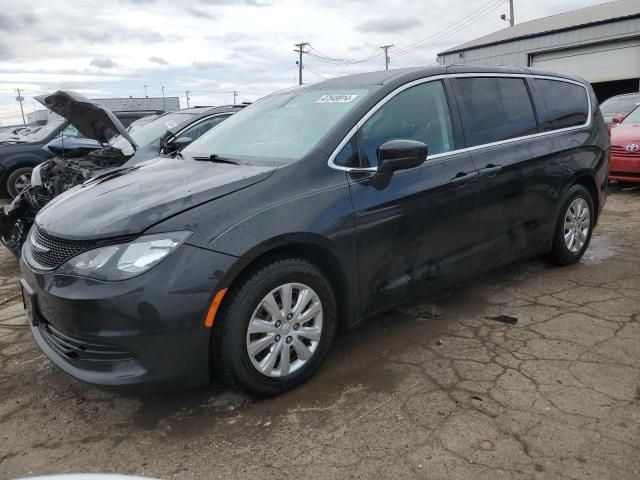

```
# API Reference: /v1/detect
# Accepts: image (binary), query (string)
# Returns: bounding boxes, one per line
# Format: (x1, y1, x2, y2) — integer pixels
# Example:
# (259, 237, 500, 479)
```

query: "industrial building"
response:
(35, 96, 180, 126)
(437, 0, 640, 101)
(93, 96, 180, 113)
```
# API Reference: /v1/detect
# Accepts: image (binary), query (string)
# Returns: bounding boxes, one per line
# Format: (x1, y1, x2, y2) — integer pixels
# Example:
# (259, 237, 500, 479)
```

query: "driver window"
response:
(359, 81, 454, 167)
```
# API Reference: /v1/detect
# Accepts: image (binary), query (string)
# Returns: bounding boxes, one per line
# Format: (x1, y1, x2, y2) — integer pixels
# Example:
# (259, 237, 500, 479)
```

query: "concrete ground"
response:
(0, 188, 639, 480)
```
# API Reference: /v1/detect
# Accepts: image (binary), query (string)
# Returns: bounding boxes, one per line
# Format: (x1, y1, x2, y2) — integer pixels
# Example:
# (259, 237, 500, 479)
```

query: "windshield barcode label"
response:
(315, 94, 359, 104)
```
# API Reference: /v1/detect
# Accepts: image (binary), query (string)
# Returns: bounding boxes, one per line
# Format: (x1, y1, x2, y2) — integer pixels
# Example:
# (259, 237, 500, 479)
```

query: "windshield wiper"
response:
(192, 154, 239, 165)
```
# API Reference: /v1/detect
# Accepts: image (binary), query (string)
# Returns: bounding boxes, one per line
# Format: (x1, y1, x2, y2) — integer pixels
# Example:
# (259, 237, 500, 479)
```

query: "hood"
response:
(35, 156, 275, 240)
(35, 91, 137, 150)
(0, 141, 47, 156)
(43, 136, 101, 158)
(610, 122, 640, 144)
(0, 138, 27, 146)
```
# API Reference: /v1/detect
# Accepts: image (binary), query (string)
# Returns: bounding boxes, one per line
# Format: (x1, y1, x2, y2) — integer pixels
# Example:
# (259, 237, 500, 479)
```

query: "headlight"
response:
(31, 164, 43, 187)
(57, 231, 191, 281)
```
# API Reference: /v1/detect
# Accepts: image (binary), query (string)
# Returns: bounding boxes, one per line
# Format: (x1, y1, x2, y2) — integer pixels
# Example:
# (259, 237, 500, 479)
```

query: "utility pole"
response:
(161, 85, 166, 110)
(509, 0, 515, 26)
(233, 90, 238, 104)
(185, 90, 191, 108)
(15, 88, 25, 125)
(381, 44, 393, 70)
(294, 42, 309, 86)
(143, 85, 148, 98)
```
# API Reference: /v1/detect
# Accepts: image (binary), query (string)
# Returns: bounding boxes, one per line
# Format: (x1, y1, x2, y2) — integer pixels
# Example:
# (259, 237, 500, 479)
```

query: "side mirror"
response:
(377, 139, 428, 174)
(169, 136, 194, 152)
(612, 114, 624, 124)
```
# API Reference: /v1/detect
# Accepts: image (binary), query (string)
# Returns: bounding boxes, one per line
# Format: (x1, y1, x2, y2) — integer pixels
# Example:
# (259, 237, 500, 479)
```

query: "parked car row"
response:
(609, 103, 640, 187)
(0, 107, 156, 198)
(599, 92, 640, 125)
(0, 91, 244, 257)
(15, 65, 609, 396)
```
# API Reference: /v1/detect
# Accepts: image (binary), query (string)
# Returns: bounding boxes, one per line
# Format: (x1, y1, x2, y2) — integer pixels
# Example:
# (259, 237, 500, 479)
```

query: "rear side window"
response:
(181, 114, 230, 142)
(359, 80, 454, 167)
(454, 77, 537, 147)
(534, 79, 589, 131)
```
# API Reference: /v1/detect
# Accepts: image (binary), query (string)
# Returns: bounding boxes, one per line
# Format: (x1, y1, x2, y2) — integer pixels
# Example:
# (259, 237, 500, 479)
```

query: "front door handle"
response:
(450, 171, 478, 186)
(479, 164, 503, 178)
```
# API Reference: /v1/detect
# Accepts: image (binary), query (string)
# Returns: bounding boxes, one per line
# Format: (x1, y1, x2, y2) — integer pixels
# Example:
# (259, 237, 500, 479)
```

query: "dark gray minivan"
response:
(19, 66, 609, 395)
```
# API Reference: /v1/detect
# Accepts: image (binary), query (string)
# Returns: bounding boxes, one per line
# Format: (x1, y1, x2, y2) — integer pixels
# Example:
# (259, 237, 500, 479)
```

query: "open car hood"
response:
(35, 91, 137, 150)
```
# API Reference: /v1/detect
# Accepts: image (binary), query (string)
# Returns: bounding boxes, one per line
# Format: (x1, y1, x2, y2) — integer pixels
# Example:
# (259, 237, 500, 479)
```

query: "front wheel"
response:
(6, 167, 32, 198)
(212, 258, 337, 396)
(546, 184, 595, 266)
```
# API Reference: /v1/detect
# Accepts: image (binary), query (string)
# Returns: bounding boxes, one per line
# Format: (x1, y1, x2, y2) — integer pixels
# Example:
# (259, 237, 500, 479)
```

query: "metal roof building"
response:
(93, 96, 180, 113)
(437, 0, 640, 101)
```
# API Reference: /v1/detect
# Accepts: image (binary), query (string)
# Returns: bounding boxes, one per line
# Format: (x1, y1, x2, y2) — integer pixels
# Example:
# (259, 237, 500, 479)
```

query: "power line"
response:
(393, 0, 503, 52)
(391, 0, 504, 57)
(300, 0, 503, 71)
(306, 45, 382, 66)
(187, 66, 298, 95)
(304, 67, 327, 80)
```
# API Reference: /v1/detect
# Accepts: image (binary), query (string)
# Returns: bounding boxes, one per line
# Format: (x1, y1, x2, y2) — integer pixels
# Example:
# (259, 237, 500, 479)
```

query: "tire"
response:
(617, 181, 637, 189)
(6, 167, 32, 198)
(212, 257, 338, 396)
(546, 184, 595, 266)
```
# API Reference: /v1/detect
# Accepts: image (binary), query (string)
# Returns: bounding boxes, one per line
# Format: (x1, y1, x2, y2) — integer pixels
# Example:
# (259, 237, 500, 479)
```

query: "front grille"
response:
(611, 145, 640, 159)
(29, 228, 101, 269)
(28, 227, 135, 270)
(39, 321, 135, 362)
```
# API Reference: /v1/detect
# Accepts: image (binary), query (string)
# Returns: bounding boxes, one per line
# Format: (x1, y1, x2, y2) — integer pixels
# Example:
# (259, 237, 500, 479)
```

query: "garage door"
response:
(531, 39, 640, 83)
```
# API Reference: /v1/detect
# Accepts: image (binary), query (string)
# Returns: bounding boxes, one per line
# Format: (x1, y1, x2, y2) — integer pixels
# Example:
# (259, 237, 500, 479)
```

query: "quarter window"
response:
(359, 81, 454, 168)
(454, 77, 538, 147)
(333, 135, 360, 168)
(534, 79, 589, 131)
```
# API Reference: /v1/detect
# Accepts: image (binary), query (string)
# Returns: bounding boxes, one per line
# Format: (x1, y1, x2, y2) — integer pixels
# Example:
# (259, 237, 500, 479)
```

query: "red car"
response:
(610, 105, 640, 186)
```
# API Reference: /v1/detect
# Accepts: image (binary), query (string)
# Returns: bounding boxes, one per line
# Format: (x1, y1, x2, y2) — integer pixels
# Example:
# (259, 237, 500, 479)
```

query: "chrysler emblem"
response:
(626, 144, 639, 152)
(30, 232, 50, 253)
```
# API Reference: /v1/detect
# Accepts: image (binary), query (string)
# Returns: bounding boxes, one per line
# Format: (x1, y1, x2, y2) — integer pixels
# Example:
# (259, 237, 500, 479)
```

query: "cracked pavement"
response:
(1, 188, 639, 479)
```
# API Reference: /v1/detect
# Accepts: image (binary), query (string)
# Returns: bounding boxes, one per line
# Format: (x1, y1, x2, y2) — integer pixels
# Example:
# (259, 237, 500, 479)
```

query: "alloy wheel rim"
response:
(14, 173, 30, 193)
(246, 283, 323, 378)
(563, 197, 590, 254)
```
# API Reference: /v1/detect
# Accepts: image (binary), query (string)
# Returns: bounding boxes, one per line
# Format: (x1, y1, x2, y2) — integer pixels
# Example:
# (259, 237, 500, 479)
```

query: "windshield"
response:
(110, 112, 195, 153)
(182, 87, 369, 164)
(22, 120, 64, 142)
(600, 94, 640, 115)
(622, 106, 640, 124)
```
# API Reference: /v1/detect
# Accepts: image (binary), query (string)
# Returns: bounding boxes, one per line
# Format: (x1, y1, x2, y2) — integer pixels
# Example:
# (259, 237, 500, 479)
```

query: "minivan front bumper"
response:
(20, 243, 246, 389)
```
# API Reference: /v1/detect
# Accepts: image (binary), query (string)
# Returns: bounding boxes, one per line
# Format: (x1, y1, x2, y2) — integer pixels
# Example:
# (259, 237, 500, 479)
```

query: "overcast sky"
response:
(0, 0, 607, 125)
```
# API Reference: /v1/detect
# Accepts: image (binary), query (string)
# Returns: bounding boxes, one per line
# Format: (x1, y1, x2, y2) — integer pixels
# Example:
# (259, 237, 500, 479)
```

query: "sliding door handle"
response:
(479, 164, 503, 178)
(450, 171, 478, 186)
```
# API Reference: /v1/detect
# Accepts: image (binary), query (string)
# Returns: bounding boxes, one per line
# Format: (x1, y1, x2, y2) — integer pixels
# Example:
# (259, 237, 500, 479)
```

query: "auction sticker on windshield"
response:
(165, 120, 178, 129)
(315, 94, 359, 104)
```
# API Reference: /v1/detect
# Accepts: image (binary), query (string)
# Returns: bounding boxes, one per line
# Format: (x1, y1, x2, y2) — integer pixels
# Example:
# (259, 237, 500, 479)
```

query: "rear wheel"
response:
(546, 185, 594, 266)
(6, 167, 32, 198)
(212, 258, 337, 396)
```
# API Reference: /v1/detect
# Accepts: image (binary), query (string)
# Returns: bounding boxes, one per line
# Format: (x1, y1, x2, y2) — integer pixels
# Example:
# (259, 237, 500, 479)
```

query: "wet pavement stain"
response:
(581, 234, 616, 265)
